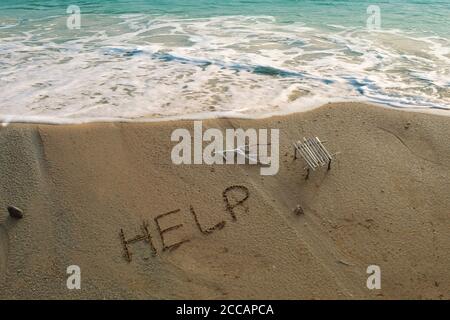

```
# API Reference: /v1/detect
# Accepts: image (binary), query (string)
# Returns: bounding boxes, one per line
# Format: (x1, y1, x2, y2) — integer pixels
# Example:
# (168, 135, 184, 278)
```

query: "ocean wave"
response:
(0, 14, 449, 123)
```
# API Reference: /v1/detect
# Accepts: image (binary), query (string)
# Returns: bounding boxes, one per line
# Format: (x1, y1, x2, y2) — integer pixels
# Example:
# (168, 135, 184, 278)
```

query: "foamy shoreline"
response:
(1, 101, 449, 125)
(2, 13, 449, 122)
(0, 101, 450, 127)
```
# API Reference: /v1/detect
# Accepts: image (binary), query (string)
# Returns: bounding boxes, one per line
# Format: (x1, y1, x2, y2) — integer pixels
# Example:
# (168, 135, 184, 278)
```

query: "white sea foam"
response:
(0, 14, 449, 123)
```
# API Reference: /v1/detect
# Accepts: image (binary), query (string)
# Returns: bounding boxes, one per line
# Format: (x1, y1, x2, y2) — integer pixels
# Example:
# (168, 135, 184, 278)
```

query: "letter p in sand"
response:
(223, 185, 250, 222)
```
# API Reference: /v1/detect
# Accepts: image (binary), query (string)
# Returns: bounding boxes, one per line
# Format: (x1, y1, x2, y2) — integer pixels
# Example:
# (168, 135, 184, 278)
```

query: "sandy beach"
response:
(0, 102, 449, 299)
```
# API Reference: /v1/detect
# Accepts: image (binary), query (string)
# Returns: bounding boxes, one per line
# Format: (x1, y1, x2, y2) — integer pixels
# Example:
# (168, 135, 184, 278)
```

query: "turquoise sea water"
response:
(0, 1, 449, 122)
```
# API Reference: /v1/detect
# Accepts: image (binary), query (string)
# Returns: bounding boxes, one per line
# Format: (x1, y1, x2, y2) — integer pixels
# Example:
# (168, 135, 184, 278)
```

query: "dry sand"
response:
(0, 102, 449, 299)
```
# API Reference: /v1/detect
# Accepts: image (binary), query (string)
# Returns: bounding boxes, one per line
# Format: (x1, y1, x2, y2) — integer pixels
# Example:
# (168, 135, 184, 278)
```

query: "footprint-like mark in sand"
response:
(0, 226, 8, 277)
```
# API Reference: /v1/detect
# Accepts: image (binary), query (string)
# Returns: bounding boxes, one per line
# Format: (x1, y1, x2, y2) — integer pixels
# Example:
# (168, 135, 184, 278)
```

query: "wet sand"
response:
(0, 102, 449, 299)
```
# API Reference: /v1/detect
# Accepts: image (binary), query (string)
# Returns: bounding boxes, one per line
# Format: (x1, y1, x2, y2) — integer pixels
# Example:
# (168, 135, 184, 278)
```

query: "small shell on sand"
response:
(7, 206, 23, 219)
(294, 205, 304, 215)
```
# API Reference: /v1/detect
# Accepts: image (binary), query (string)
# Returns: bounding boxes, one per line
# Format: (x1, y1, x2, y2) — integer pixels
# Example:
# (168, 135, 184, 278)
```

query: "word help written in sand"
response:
(119, 185, 249, 262)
